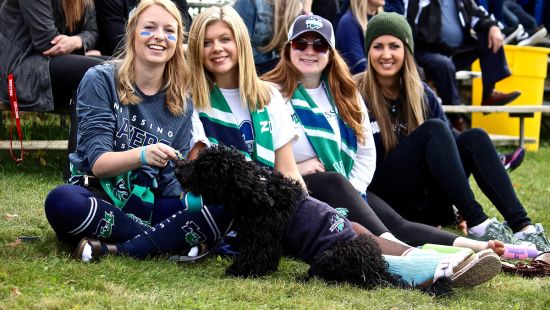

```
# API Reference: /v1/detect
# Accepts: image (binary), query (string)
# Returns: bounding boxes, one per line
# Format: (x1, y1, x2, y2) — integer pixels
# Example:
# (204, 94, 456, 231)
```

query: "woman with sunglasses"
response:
(355, 12, 550, 252)
(262, 14, 507, 255)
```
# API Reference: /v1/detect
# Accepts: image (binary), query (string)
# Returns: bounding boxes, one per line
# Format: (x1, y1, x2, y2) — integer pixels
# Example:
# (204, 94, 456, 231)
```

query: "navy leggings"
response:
(369, 119, 531, 232)
(45, 184, 187, 244)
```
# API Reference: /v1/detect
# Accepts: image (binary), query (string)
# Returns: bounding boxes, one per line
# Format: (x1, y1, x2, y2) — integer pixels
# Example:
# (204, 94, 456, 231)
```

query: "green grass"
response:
(1, 126, 550, 308)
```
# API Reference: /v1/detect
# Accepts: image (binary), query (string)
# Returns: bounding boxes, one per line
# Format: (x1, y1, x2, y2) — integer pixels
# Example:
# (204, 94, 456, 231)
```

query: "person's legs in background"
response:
(452, 34, 520, 106)
(415, 51, 467, 131)
(49, 54, 105, 179)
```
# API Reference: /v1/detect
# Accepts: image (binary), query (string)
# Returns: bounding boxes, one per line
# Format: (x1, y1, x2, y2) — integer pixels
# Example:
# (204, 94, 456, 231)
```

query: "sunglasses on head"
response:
(290, 38, 330, 53)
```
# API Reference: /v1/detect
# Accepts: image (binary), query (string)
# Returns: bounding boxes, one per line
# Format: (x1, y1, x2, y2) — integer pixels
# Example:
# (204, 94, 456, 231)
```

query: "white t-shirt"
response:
(285, 85, 376, 193)
(191, 85, 296, 152)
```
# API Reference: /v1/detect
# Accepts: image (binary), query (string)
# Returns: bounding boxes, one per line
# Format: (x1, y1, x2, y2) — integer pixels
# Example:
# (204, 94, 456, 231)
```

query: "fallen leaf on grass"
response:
(6, 239, 22, 248)
(4, 213, 19, 220)
(11, 287, 21, 296)
(512, 183, 521, 189)
(39, 157, 47, 166)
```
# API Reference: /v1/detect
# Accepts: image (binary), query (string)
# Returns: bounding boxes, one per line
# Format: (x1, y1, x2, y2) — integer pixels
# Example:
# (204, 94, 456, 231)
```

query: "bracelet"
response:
(140, 146, 148, 166)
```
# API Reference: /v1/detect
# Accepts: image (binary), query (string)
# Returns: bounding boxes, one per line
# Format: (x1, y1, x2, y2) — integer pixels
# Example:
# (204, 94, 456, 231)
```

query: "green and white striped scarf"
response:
(290, 80, 357, 177)
(198, 85, 275, 168)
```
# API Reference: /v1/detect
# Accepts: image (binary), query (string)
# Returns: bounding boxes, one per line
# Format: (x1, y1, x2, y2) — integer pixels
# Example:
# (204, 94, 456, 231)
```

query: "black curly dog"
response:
(174, 145, 395, 289)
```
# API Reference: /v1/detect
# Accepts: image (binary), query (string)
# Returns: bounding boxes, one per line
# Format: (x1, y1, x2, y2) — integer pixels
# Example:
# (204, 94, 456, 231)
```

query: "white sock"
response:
(380, 232, 410, 246)
(81, 243, 93, 262)
(187, 246, 199, 256)
(468, 219, 493, 237)
(514, 225, 537, 239)
(453, 237, 489, 252)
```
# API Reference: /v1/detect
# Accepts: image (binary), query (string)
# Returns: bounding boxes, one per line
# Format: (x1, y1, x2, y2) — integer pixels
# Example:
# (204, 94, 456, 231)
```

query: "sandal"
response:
(72, 238, 117, 262)
(501, 261, 545, 278)
(169, 243, 212, 263)
(531, 252, 550, 276)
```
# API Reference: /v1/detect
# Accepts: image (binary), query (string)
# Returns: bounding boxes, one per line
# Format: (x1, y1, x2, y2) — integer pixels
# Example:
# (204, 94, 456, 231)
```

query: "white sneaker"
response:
(504, 24, 524, 44)
(518, 27, 548, 46)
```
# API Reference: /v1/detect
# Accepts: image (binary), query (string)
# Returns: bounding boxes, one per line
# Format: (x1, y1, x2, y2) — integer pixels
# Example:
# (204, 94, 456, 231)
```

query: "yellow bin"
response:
(471, 45, 550, 151)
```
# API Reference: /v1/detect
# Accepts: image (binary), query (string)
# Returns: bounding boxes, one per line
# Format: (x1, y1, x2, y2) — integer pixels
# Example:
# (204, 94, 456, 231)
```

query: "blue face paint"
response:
(140, 31, 153, 37)
(167, 34, 177, 42)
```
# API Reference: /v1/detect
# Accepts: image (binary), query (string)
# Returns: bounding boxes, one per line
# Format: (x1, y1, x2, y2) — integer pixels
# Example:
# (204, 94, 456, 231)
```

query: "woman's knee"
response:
(44, 184, 92, 225)
(456, 128, 491, 148)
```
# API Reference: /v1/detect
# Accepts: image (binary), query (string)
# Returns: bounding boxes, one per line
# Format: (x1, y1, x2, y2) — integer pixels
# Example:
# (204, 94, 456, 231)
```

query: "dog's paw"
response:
(225, 261, 276, 278)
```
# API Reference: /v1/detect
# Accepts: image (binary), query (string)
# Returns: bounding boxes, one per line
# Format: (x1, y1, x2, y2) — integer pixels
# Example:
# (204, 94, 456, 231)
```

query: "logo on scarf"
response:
(95, 211, 115, 238)
(182, 221, 206, 246)
(329, 214, 345, 232)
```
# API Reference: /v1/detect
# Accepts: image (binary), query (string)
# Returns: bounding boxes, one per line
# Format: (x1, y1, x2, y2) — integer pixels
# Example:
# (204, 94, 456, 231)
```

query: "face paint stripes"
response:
(167, 35, 177, 42)
(140, 31, 153, 37)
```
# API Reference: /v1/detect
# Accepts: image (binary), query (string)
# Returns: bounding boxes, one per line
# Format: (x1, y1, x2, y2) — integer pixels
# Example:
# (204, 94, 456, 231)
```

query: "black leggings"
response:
(49, 54, 105, 111)
(369, 119, 531, 232)
(304, 172, 458, 246)
(49, 54, 106, 178)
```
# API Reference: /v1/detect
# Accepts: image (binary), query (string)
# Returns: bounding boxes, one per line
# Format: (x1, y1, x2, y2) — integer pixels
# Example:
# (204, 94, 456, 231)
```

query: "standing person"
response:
(336, 0, 384, 74)
(94, 0, 192, 56)
(356, 12, 550, 252)
(0, 0, 105, 165)
(233, 0, 304, 75)
(45, 0, 232, 259)
(263, 14, 506, 254)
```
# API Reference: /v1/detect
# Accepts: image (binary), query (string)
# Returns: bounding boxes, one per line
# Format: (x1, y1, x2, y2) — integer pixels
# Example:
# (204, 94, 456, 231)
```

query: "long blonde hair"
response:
(350, 0, 384, 34)
(263, 42, 366, 144)
(357, 48, 425, 154)
(188, 5, 271, 111)
(115, 0, 190, 116)
(259, 0, 302, 53)
(62, 0, 94, 33)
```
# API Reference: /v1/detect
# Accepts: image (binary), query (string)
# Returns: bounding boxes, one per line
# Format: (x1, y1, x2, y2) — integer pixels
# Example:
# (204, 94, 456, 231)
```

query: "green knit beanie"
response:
(364, 12, 414, 55)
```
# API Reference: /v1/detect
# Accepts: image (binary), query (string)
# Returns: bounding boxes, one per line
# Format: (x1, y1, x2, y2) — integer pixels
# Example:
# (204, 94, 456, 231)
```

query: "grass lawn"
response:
(1, 137, 550, 308)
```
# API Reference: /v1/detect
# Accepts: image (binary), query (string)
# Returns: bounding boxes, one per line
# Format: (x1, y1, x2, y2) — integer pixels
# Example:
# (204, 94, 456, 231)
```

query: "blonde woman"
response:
(336, 0, 384, 74)
(233, 0, 304, 74)
(46, 0, 232, 261)
(187, 5, 303, 183)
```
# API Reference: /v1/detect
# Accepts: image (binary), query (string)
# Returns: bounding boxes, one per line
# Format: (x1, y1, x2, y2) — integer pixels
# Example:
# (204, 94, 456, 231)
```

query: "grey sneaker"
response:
(517, 223, 550, 252)
(468, 218, 525, 245)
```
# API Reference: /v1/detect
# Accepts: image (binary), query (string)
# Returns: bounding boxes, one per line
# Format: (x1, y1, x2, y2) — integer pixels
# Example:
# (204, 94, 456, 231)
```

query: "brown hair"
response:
(263, 43, 366, 144)
(357, 48, 425, 154)
(62, 0, 94, 33)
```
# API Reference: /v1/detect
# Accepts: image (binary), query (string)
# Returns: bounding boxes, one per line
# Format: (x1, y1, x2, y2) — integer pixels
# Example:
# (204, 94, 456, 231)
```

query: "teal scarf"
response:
(290, 80, 357, 177)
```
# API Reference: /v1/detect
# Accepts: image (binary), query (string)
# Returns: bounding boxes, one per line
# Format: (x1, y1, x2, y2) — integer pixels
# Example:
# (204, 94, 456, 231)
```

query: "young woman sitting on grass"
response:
(355, 12, 550, 252)
(45, 0, 232, 258)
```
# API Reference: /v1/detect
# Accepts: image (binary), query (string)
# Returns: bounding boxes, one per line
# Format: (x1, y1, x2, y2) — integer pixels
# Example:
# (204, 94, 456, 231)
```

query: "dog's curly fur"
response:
(175, 145, 395, 289)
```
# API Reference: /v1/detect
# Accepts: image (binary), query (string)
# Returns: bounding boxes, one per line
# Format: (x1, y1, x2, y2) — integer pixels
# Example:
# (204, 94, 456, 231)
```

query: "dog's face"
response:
(175, 145, 269, 207)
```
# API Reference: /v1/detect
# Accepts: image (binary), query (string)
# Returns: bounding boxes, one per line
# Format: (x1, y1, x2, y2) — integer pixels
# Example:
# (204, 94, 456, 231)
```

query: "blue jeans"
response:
(416, 32, 511, 105)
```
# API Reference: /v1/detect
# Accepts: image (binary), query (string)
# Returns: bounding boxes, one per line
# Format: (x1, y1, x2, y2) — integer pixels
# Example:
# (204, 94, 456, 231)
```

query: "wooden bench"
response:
(0, 100, 69, 151)
(442, 105, 550, 148)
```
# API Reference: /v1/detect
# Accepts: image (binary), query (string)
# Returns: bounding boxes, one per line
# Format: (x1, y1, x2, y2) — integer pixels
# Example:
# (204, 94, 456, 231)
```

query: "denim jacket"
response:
(233, 0, 278, 65)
